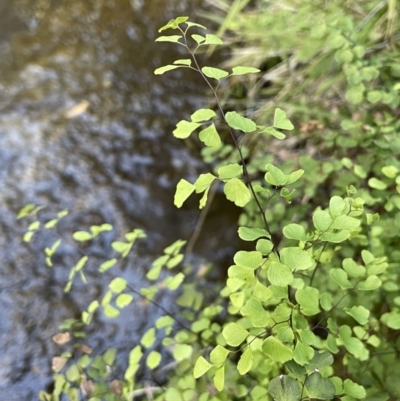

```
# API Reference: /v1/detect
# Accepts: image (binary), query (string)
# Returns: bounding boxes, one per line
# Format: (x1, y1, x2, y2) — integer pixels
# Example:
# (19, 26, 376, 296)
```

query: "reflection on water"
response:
(0, 0, 240, 398)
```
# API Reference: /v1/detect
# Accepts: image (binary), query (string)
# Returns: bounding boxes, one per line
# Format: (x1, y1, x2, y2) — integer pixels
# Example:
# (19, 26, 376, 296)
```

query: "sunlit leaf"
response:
(204, 34, 223, 45)
(201, 66, 229, 80)
(192, 34, 205, 44)
(222, 323, 249, 347)
(231, 66, 260, 75)
(273, 108, 294, 130)
(72, 231, 92, 242)
(173, 59, 192, 66)
(109, 277, 127, 293)
(174, 179, 195, 208)
(154, 65, 181, 75)
(99, 258, 118, 273)
(262, 337, 293, 363)
(155, 35, 182, 43)
(225, 111, 257, 133)
(191, 108, 216, 122)
(213, 365, 225, 391)
(210, 345, 230, 366)
(199, 124, 221, 147)
(238, 227, 270, 241)
(116, 294, 133, 308)
(224, 178, 251, 207)
(147, 351, 161, 369)
(193, 356, 213, 378)
(237, 348, 253, 375)
(194, 173, 216, 193)
(173, 120, 201, 139)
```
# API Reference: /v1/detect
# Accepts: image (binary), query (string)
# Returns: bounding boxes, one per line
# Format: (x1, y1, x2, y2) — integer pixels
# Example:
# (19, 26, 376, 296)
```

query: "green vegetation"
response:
(18, 3, 400, 400)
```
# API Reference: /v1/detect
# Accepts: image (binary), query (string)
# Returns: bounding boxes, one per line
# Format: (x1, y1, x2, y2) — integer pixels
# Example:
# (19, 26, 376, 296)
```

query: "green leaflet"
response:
(73, 231, 92, 242)
(295, 287, 320, 316)
(345, 305, 370, 325)
(158, 16, 188, 32)
(368, 177, 387, 190)
(238, 226, 270, 241)
(305, 351, 334, 373)
(252, 280, 273, 301)
(172, 344, 192, 361)
(241, 298, 271, 327)
(357, 275, 381, 291)
(282, 224, 308, 241)
(224, 177, 251, 207)
(201, 66, 229, 80)
(173, 59, 192, 66)
(277, 326, 294, 343)
(204, 34, 223, 45)
(165, 388, 183, 401)
(285, 360, 307, 381)
(210, 345, 230, 366)
(268, 375, 301, 401)
(262, 126, 286, 139)
(192, 34, 205, 44)
(382, 311, 400, 329)
(164, 272, 185, 290)
(193, 356, 213, 378)
(231, 66, 260, 75)
(233, 250, 262, 269)
(273, 108, 294, 130)
(222, 323, 249, 347)
(218, 163, 243, 180)
(199, 124, 221, 147)
(146, 351, 161, 369)
(65, 364, 80, 382)
(104, 304, 120, 318)
(262, 337, 293, 363)
(339, 325, 365, 358)
(116, 294, 133, 308)
(330, 215, 360, 231)
(228, 264, 255, 283)
(213, 365, 225, 391)
(293, 341, 314, 366)
(155, 35, 182, 43)
(329, 196, 347, 217)
(320, 293, 333, 311)
(225, 111, 257, 133)
(173, 120, 201, 139)
(154, 65, 181, 75)
(342, 258, 365, 277)
(109, 277, 127, 293)
(265, 164, 288, 186)
(141, 328, 156, 348)
(280, 247, 314, 271)
(174, 179, 195, 208)
(237, 348, 253, 375)
(111, 241, 133, 257)
(343, 379, 366, 399)
(267, 261, 293, 286)
(190, 108, 216, 122)
(256, 239, 274, 254)
(305, 372, 336, 399)
(320, 230, 350, 243)
(313, 210, 333, 232)
(330, 268, 353, 289)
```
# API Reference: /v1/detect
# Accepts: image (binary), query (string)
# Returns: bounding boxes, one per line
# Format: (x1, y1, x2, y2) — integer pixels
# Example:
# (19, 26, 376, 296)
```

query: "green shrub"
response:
(21, 11, 400, 401)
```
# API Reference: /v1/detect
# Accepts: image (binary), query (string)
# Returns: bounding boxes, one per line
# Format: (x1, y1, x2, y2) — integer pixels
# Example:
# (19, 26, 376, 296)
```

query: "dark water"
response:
(0, 1, 239, 398)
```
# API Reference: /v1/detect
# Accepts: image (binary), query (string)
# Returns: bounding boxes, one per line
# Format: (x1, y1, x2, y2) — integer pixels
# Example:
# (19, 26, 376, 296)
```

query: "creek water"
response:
(0, 0, 239, 398)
